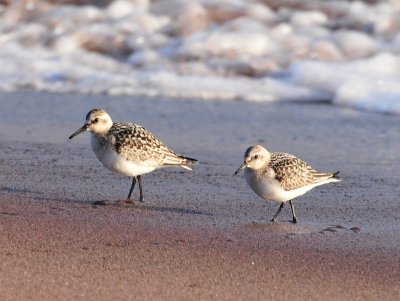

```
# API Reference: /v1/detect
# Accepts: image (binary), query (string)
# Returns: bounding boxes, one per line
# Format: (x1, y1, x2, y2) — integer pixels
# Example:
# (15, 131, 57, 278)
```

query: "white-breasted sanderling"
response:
(235, 145, 341, 223)
(69, 108, 197, 202)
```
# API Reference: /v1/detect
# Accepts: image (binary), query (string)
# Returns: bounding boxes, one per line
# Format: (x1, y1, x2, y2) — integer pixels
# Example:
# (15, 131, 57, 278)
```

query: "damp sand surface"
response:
(0, 92, 399, 300)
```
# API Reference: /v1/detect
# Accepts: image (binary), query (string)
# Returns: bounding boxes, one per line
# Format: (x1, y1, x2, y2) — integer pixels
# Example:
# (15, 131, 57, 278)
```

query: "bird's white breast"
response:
(244, 168, 313, 203)
(90, 134, 155, 177)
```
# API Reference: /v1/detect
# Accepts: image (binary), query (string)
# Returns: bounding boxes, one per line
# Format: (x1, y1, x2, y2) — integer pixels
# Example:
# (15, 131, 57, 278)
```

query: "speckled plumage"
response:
(235, 145, 341, 223)
(269, 152, 336, 191)
(69, 108, 197, 202)
(98, 122, 193, 166)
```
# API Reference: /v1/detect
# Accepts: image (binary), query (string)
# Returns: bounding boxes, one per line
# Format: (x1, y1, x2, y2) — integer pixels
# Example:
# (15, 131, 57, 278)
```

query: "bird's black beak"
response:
(234, 162, 247, 175)
(69, 124, 88, 139)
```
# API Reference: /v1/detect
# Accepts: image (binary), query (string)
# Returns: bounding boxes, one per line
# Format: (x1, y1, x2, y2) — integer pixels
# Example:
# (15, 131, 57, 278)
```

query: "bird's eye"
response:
(93, 118, 99, 123)
(254, 155, 259, 159)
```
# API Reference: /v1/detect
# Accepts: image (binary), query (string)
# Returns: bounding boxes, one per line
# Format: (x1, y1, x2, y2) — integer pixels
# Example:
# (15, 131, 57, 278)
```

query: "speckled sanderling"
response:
(69, 109, 197, 202)
(235, 145, 341, 223)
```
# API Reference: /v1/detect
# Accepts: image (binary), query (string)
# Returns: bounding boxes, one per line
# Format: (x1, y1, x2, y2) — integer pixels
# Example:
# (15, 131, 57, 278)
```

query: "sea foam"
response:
(0, 0, 400, 114)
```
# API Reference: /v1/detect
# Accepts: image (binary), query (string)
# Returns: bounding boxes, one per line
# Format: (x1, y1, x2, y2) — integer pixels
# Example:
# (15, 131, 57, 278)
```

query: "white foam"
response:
(289, 53, 400, 113)
(0, 0, 400, 114)
(334, 30, 379, 58)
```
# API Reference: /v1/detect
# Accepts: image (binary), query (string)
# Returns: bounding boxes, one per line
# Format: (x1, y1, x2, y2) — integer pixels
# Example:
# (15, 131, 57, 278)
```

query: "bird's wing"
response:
(269, 152, 332, 191)
(108, 122, 185, 165)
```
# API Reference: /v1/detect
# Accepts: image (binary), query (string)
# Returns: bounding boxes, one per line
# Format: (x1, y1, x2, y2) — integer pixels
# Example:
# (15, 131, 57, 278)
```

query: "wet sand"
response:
(0, 92, 399, 300)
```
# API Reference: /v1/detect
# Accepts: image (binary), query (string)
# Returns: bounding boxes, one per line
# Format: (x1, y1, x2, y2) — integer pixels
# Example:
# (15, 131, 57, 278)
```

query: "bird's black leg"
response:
(127, 177, 136, 199)
(289, 200, 297, 224)
(271, 202, 285, 222)
(137, 175, 144, 202)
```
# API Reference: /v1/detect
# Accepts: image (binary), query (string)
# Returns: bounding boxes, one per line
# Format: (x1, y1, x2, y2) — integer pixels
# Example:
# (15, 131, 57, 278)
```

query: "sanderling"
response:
(69, 108, 197, 202)
(235, 145, 341, 223)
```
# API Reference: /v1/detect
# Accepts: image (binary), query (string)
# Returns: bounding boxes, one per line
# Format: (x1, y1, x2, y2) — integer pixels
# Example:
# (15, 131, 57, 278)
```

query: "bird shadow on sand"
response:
(245, 222, 361, 235)
(140, 204, 215, 217)
(0, 192, 215, 218)
(95, 200, 216, 217)
(0, 186, 34, 194)
(246, 222, 318, 235)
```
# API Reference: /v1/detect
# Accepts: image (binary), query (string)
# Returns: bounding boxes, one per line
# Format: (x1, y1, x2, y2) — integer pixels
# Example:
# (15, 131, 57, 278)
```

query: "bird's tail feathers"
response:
(331, 171, 341, 181)
(163, 155, 198, 170)
(178, 156, 198, 170)
(312, 170, 341, 183)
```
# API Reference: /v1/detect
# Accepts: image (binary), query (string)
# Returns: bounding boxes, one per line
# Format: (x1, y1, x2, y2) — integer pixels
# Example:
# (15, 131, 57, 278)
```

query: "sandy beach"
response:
(0, 91, 399, 300)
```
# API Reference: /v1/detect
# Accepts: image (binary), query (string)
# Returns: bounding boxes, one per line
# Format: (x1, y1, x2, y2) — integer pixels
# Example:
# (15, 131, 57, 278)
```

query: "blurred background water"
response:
(1, 0, 400, 114)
